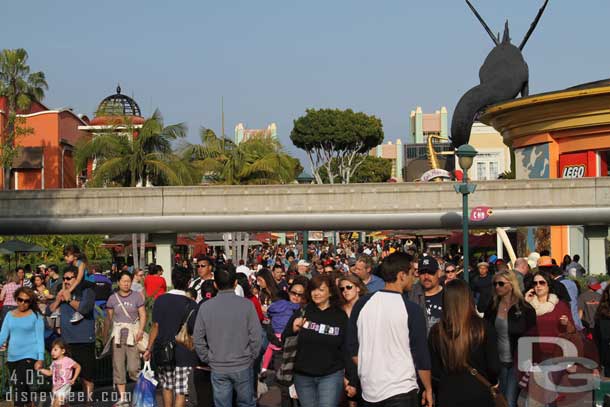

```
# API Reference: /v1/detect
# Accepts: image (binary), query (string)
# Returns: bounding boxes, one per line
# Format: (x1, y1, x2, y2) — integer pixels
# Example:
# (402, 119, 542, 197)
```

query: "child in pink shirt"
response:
(38, 339, 81, 407)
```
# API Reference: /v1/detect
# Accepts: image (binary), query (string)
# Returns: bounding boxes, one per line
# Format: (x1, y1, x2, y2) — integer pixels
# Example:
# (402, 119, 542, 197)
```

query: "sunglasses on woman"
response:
(16, 297, 31, 304)
(533, 280, 547, 286)
(493, 281, 508, 287)
(339, 285, 354, 292)
(289, 291, 304, 297)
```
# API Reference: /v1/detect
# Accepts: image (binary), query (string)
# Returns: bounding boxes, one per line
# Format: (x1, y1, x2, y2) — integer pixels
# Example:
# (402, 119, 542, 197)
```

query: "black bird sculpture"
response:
(451, 0, 550, 148)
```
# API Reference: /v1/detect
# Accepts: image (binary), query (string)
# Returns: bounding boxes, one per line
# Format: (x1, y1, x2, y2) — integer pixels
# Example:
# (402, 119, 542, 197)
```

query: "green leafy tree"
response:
(0, 235, 112, 273)
(290, 108, 384, 184)
(181, 128, 302, 185)
(75, 109, 193, 187)
(0, 49, 48, 190)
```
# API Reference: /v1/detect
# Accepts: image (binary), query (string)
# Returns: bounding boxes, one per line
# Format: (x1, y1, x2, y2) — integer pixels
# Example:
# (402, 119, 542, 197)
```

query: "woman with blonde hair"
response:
(338, 274, 366, 406)
(484, 271, 536, 407)
(429, 279, 500, 407)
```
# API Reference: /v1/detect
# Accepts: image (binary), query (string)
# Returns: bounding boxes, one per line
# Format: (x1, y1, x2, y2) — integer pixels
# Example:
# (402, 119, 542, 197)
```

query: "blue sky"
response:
(5, 0, 609, 162)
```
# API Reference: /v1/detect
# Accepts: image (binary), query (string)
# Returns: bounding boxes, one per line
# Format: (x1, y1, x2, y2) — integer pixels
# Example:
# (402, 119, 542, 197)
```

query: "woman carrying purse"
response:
(104, 271, 147, 407)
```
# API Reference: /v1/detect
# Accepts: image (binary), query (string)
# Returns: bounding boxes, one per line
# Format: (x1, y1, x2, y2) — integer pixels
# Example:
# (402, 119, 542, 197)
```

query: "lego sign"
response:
(562, 165, 586, 178)
(559, 151, 596, 178)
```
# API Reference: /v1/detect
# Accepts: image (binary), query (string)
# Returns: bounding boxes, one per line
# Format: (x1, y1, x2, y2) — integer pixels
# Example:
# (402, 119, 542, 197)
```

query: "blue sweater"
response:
(0, 312, 45, 361)
(268, 300, 301, 334)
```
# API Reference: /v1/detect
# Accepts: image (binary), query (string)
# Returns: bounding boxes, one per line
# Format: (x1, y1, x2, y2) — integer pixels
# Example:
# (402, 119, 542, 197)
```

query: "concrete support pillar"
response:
(150, 233, 176, 283)
(223, 233, 230, 261)
(584, 226, 608, 275)
(497, 232, 504, 261)
(242, 233, 250, 263)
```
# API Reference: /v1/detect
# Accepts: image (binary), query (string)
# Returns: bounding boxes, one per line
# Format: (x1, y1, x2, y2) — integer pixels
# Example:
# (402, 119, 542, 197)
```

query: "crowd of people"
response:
(0, 241, 608, 407)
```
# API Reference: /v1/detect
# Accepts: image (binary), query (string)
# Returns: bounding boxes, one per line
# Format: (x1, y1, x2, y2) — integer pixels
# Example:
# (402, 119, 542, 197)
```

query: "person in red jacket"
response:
(523, 272, 596, 406)
(144, 264, 167, 300)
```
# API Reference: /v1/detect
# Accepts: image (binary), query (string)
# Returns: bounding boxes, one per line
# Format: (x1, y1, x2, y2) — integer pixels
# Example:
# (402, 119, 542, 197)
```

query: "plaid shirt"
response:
(1, 282, 22, 306)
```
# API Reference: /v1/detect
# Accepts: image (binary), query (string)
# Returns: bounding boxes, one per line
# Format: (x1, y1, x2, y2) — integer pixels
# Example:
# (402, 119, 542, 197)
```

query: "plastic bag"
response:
(132, 361, 158, 407)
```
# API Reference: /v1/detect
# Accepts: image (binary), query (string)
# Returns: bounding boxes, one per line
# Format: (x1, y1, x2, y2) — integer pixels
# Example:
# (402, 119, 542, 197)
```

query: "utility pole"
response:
(221, 96, 225, 139)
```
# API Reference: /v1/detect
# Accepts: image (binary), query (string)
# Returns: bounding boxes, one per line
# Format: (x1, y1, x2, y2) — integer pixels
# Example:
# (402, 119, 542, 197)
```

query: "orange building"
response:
(0, 97, 90, 190)
(481, 80, 610, 274)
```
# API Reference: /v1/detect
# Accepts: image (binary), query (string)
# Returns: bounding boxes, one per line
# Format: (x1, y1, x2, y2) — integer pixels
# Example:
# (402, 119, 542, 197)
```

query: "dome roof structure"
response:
(90, 85, 145, 126)
(96, 85, 141, 117)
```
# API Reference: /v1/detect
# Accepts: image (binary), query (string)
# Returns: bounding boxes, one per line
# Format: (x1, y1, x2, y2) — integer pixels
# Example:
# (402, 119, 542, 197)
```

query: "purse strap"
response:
(114, 293, 138, 324)
(177, 308, 195, 335)
(466, 364, 497, 396)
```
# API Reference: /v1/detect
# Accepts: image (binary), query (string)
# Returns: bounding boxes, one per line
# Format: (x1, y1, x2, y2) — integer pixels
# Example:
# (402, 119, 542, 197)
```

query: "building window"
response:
(489, 161, 499, 179)
(477, 162, 487, 180)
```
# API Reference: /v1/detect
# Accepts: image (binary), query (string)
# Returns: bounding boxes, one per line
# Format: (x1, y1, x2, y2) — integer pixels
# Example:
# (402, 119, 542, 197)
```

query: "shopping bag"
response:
(132, 361, 158, 407)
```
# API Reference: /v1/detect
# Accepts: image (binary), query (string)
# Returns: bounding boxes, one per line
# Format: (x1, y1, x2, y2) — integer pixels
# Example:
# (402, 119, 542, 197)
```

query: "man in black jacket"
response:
(470, 262, 494, 313)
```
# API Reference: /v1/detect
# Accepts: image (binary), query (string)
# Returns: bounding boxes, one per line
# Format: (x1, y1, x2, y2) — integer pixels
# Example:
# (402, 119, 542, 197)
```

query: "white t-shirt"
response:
(347, 290, 430, 402)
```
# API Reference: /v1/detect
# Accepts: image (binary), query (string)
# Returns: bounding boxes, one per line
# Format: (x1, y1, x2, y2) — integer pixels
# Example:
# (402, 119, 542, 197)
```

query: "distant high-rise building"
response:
(370, 139, 404, 181)
(234, 122, 277, 144)
(409, 106, 448, 144)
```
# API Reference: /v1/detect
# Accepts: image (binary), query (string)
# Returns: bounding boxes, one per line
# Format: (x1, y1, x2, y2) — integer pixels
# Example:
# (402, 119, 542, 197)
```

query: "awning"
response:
(445, 232, 496, 247)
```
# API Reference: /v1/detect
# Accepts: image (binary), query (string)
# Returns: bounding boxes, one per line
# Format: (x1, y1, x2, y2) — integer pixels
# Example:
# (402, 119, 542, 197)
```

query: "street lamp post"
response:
(454, 144, 478, 283)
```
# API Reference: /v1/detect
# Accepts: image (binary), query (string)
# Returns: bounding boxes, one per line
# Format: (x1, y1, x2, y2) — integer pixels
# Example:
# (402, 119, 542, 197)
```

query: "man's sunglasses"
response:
(63, 276, 74, 281)
(197, 264, 209, 269)
(339, 285, 354, 292)
(445, 269, 456, 273)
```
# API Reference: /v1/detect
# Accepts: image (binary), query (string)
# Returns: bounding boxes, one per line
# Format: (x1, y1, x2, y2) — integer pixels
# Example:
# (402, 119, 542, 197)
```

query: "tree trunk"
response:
(132, 233, 139, 271)
(3, 167, 10, 191)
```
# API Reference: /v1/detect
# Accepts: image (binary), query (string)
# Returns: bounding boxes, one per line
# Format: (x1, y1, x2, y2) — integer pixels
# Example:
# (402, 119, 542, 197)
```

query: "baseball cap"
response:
(488, 255, 498, 264)
(587, 276, 602, 291)
(537, 256, 554, 268)
(347, 258, 357, 267)
(419, 256, 439, 273)
(527, 252, 540, 269)
(297, 260, 310, 267)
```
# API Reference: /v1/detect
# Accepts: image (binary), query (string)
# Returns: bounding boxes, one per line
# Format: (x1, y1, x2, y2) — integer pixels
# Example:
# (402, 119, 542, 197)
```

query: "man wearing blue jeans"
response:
(193, 264, 262, 407)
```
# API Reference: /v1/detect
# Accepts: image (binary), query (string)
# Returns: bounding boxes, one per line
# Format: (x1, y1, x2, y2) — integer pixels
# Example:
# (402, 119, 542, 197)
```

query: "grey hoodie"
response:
(193, 290, 262, 373)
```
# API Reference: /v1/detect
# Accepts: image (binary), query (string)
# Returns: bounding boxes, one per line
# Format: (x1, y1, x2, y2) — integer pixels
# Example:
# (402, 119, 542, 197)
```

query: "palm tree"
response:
(0, 48, 48, 190)
(181, 128, 301, 185)
(75, 109, 194, 187)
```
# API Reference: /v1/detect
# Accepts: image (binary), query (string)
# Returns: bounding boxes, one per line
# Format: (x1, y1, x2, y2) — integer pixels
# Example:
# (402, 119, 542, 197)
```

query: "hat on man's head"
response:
(297, 260, 310, 267)
(527, 252, 540, 269)
(488, 255, 498, 264)
(537, 256, 554, 268)
(419, 256, 439, 273)
(478, 262, 490, 268)
(587, 276, 602, 291)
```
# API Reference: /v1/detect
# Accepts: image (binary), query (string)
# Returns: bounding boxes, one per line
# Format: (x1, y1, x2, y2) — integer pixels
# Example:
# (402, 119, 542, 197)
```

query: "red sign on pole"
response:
(470, 206, 493, 222)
